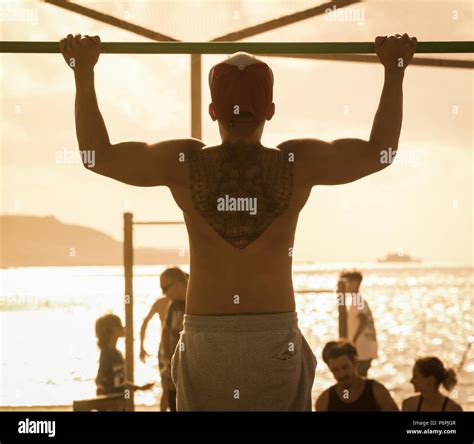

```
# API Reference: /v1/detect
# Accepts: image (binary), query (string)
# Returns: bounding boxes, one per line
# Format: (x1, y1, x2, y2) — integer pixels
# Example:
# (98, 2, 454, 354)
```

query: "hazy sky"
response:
(1, 0, 473, 264)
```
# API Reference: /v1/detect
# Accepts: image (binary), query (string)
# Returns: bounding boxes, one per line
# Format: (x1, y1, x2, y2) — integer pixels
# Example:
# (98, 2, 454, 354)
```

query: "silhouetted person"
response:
(95, 313, 153, 399)
(61, 32, 417, 410)
(402, 357, 462, 412)
(341, 270, 378, 377)
(140, 298, 170, 411)
(140, 267, 187, 411)
(316, 340, 398, 411)
(140, 270, 189, 411)
(140, 297, 171, 358)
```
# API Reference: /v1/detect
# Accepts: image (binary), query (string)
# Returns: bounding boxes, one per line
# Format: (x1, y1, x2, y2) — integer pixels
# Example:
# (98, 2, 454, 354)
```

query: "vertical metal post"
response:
(191, 53, 202, 139)
(338, 301, 348, 339)
(123, 212, 134, 411)
(337, 280, 348, 339)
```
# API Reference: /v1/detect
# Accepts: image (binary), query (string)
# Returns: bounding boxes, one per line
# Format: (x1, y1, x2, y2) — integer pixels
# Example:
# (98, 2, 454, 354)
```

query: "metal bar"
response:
(44, 0, 179, 42)
(123, 212, 135, 412)
(339, 301, 348, 339)
(294, 289, 333, 294)
(133, 221, 184, 225)
(191, 54, 202, 140)
(210, 0, 362, 42)
(264, 53, 474, 69)
(42, 0, 360, 144)
(2, 41, 473, 54)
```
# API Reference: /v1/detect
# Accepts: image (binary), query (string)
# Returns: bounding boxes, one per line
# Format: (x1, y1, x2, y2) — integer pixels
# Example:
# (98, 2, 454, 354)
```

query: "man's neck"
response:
(221, 139, 262, 149)
(338, 375, 363, 390)
(220, 140, 264, 158)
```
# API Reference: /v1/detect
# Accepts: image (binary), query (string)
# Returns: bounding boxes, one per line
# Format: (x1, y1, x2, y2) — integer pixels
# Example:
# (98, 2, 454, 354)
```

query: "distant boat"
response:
(377, 252, 421, 263)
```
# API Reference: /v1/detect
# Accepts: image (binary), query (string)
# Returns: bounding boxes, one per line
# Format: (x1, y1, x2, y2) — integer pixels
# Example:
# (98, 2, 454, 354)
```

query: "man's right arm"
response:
(74, 71, 202, 187)
(62, 34, 204, 187)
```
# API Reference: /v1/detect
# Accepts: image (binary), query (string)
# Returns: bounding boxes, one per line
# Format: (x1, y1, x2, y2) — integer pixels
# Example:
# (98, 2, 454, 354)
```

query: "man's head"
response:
(322, 340, 359, 388)
(160, 267, 188, 302)
(208, 52, 275, 144)
(339, 270, 363, 294)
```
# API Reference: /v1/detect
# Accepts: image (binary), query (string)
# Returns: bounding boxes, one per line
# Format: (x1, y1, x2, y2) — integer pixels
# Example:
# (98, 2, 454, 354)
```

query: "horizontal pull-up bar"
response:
(1, 41, 473, 54)
(133, 221, 184, 225)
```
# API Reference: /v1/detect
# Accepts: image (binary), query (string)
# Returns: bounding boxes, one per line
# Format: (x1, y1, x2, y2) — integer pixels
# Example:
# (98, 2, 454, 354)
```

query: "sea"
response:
(1, 263, 472, 410)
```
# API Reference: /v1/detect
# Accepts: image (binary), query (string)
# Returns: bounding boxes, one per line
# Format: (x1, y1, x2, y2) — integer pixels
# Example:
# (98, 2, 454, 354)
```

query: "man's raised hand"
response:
(375, 33, 417, 72)
(59, 33, 101, 72)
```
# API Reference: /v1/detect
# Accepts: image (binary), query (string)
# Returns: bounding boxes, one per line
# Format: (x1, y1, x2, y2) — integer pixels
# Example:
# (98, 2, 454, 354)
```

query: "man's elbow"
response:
(376, 143, 398, 171)
(80, 146, 111, 176)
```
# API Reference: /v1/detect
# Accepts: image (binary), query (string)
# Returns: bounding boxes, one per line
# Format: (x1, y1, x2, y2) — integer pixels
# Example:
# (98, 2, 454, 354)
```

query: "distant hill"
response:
(0, 215, 189, 267)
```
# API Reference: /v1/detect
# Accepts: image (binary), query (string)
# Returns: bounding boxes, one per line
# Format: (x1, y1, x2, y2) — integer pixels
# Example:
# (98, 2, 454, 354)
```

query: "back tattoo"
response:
(189, 142, 293, 249)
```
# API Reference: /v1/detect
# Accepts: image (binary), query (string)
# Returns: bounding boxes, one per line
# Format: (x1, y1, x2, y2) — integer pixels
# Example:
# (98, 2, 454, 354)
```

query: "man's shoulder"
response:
(371, 379, 390, 394)
(179, 138, 206, 153)
(150, 137, 205, 154)
(276, 139, 331, 188)
(276, 138, 327, 155)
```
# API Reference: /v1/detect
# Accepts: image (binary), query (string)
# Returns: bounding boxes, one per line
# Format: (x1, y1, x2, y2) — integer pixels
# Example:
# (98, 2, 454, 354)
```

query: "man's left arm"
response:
(278, 34, 417, 187)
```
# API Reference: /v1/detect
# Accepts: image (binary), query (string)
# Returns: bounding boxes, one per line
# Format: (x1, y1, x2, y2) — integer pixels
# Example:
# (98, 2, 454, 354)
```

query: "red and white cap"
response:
(208, 52, 274, 124)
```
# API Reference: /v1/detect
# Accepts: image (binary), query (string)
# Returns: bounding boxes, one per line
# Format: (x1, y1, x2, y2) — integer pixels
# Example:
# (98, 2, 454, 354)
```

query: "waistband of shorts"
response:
(182, 311, 298, 333)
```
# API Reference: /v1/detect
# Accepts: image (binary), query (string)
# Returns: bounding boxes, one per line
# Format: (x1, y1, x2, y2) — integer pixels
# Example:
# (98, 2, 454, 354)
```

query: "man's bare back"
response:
(169, 140, 312, 315)
(60, 33, 417, 316)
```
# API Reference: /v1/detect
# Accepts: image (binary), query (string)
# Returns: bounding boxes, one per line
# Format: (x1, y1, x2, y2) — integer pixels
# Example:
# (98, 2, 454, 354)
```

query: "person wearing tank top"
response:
(316, 340, 399, 411)
(402, 357, 463, 412)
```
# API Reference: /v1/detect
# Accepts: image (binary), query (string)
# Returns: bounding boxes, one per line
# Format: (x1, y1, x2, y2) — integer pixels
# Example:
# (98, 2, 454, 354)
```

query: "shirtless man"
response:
(60, 33, 417, 411)
(140, 268, 188, 411)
